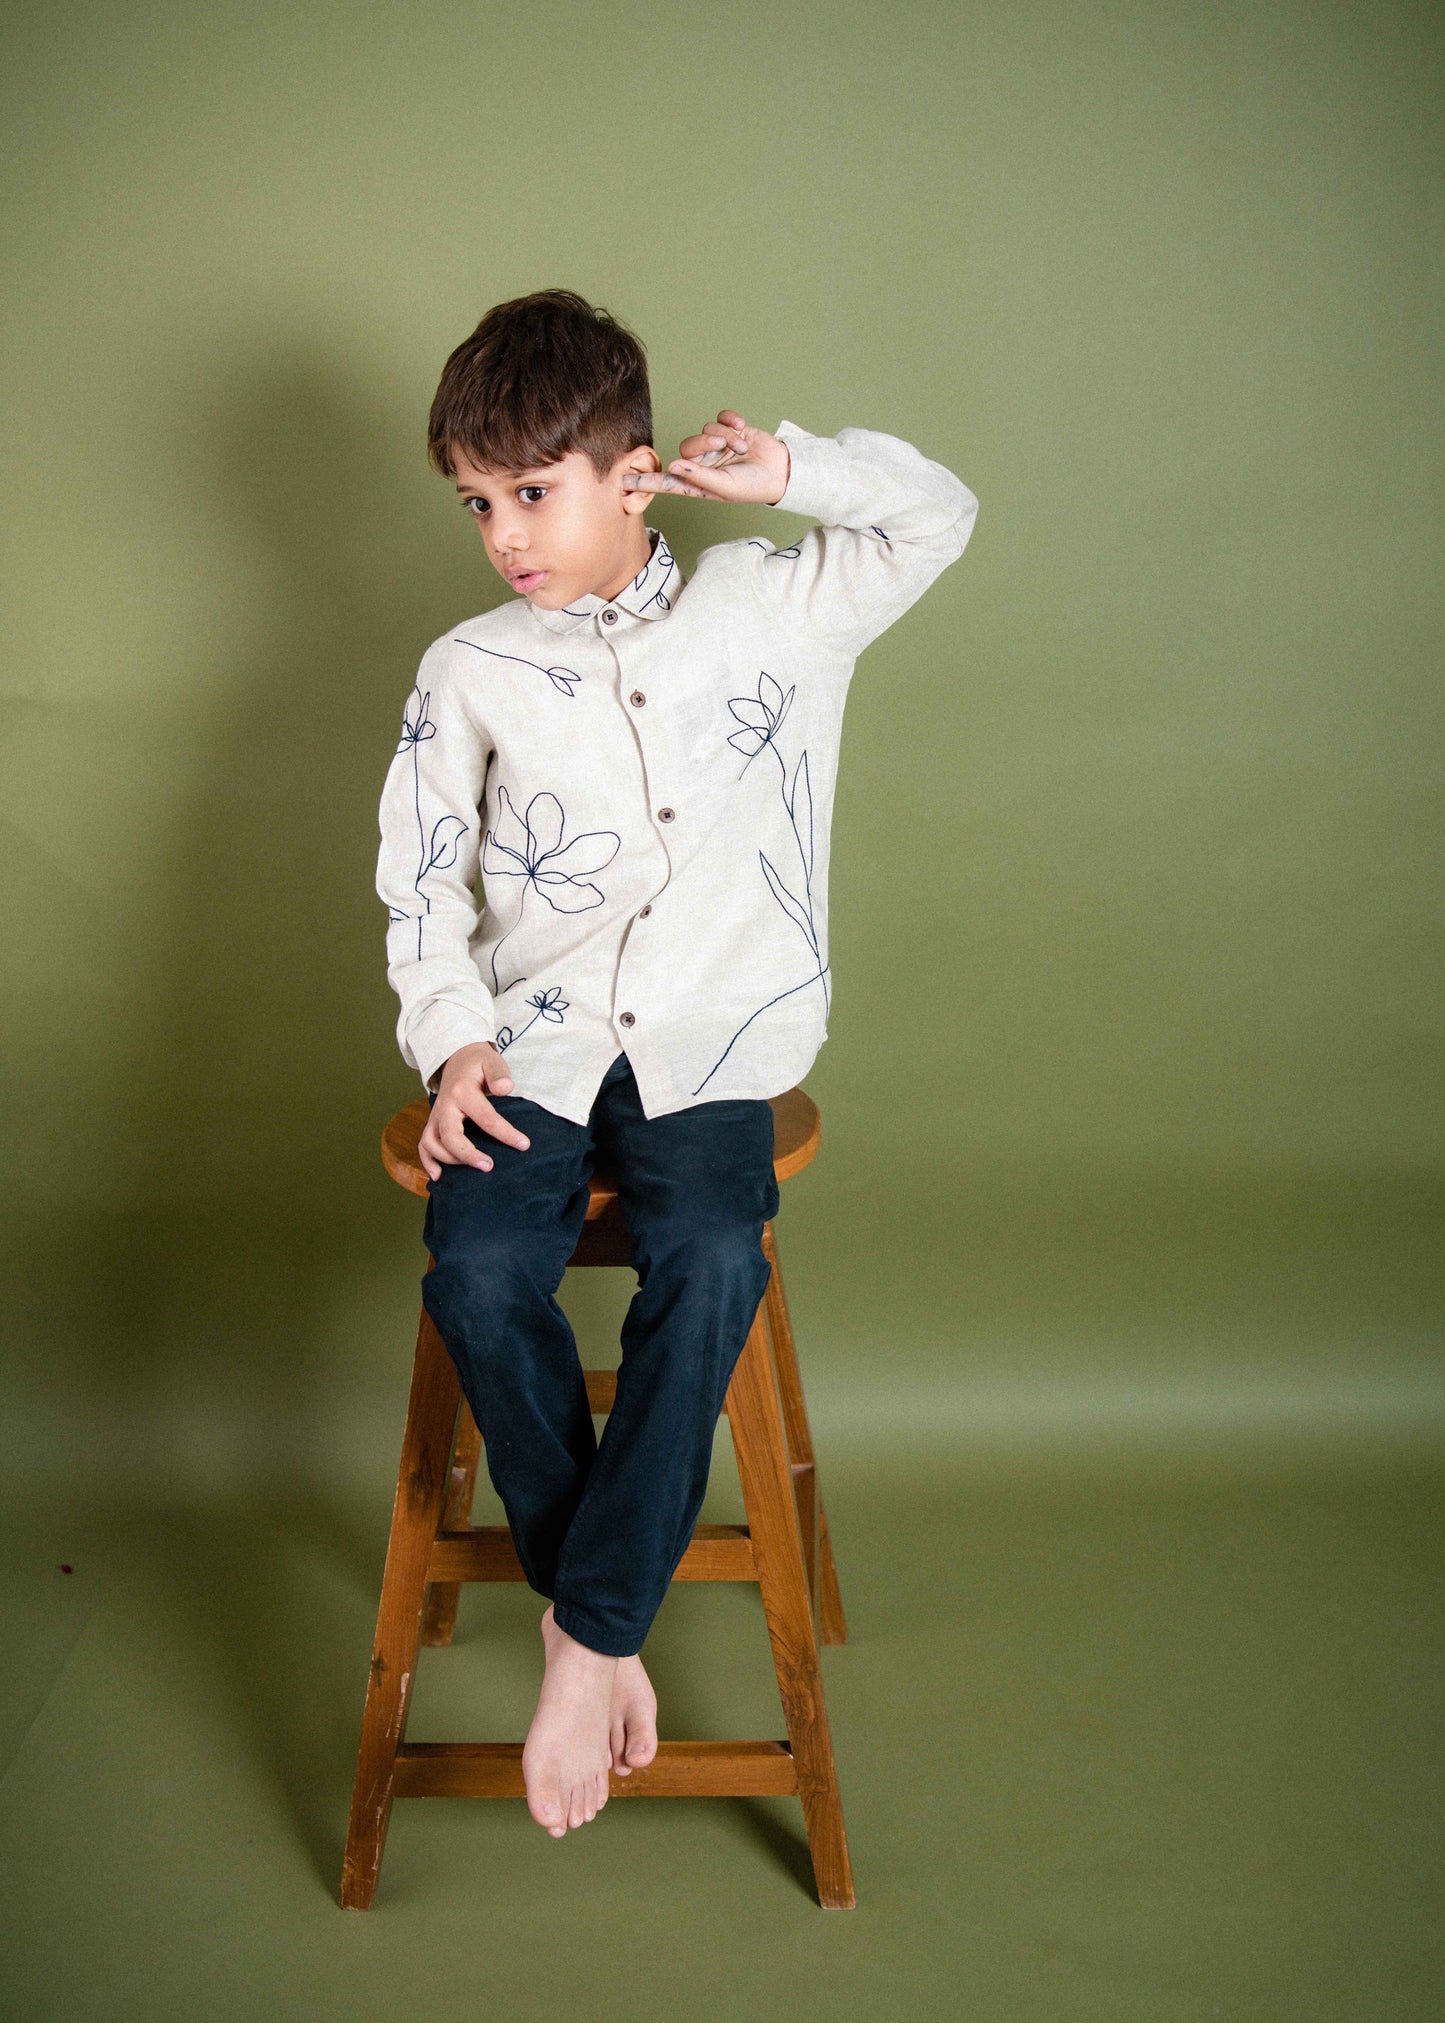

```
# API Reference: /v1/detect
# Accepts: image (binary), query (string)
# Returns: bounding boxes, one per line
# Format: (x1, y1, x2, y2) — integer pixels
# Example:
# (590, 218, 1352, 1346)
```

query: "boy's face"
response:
(451, 438, 662, 609)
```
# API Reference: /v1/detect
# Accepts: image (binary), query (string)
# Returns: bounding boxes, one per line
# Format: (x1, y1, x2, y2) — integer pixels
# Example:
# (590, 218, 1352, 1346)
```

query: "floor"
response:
(2, 1430, 1441, 2021)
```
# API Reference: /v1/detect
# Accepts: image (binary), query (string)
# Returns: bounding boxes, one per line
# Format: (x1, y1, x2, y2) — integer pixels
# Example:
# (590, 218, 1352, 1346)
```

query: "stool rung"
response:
(394, 1739, 798, 1799)
(428, 1524, 757, 1583)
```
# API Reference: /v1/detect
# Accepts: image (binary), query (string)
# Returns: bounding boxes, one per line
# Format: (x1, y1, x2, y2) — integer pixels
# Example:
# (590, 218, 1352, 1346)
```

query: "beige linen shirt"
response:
(375, 417, 980, 1124)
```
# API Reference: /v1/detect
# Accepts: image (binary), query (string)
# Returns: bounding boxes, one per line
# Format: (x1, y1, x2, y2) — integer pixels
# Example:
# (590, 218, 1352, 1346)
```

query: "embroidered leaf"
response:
(728, 696, 773, 729)
(788, 750, 814, 883)
(425, 815, 468, 875)
(759, 850, 817, 954)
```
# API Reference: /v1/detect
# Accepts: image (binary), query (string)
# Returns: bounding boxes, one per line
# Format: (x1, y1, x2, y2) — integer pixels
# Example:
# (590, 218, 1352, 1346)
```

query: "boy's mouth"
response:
(507, 568, 548, 594)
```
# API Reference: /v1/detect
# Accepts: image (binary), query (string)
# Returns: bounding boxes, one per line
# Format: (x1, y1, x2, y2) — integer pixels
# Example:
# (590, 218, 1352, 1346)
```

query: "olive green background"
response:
(1, 1, 1440, 2017)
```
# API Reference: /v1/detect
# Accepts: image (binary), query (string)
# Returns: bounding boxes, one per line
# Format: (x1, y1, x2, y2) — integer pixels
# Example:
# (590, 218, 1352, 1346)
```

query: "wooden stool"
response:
(341, 1086, 855, 1909)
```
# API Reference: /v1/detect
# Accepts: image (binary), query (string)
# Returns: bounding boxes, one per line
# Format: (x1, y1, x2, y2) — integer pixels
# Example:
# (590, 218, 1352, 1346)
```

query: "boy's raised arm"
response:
(624, 412, 977, 655)
(747, 418, 979, 657)
(376, 642, 499, 1093)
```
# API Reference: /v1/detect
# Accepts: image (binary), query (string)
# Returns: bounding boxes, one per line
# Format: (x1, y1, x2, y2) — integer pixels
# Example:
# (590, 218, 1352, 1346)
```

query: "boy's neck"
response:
(590, 524, 656, 606)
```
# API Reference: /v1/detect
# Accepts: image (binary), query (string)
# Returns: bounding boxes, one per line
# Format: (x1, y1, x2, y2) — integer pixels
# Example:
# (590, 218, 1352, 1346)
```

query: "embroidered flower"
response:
(726, 671, 796, 772)
(694, 677, 829, 1094)
(392, 685, 469, 961)
(482, 788, 621, 912)
(398, 688, 437, 751)
(495, 986, 570, 1054)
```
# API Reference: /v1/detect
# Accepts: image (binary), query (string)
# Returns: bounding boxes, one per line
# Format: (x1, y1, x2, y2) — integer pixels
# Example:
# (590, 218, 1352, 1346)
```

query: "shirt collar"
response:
(528, 526, 681, 635)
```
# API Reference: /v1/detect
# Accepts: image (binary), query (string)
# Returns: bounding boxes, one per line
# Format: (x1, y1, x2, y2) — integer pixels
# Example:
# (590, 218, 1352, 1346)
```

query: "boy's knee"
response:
(639, 1216, 770, 1295)
(422, 1233, 556, 1339)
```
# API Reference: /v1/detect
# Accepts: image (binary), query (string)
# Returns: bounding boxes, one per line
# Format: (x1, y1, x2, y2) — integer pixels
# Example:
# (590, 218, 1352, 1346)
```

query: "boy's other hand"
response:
(420, 1042, 532, 1181)
(621, 411, 790, 506)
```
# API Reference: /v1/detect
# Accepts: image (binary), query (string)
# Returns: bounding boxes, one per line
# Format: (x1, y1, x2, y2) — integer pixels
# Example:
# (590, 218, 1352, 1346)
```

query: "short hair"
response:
(426, 289, 654, 484)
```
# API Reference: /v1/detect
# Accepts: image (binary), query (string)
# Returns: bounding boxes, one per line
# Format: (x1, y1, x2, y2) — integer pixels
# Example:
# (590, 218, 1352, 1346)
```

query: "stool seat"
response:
(344, 1082, 854, 1910)
(381, 1086, 823, 1205)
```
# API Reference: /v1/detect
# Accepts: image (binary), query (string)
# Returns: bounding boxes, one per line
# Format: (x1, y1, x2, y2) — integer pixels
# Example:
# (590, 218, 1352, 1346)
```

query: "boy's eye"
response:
(466, 485, 548, 516)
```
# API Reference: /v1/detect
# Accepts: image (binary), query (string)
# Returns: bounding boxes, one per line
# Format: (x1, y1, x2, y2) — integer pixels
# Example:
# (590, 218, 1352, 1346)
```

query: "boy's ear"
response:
(618, 444, 661, 515)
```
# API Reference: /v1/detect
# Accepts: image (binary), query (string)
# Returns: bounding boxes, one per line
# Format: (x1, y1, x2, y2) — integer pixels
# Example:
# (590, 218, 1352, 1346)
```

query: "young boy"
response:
(376, 288, 978, 1841)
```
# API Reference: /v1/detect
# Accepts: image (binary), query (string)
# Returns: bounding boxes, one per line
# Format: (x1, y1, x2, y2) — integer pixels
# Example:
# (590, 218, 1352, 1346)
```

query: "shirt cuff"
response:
(406, 1000, 498, 1093)
(769, 418, 848, 521)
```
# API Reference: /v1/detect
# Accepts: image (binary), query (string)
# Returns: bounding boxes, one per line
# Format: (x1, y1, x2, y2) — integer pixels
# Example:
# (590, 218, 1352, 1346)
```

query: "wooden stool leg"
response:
(726, 1301, 856, 1910)
(421, 1404, 483, 1647)
(341, 1291, 461, 1909)
(761, 1223, 848, 1646)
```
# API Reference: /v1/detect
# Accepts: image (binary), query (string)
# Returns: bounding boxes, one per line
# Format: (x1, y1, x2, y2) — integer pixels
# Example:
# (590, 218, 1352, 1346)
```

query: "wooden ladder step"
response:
(393, 1739, 798, 1799)
(427, 1523, 757, 1584)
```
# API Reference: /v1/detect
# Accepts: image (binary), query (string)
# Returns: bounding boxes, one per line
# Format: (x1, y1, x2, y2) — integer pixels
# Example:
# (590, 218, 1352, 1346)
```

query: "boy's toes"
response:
(626, 1718, 658, 1769)
(533, 1793, 566, 1837)
(610, 1714, 633, 1775)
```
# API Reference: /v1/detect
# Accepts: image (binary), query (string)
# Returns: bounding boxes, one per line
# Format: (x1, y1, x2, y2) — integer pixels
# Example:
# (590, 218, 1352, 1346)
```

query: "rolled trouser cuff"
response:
(551, 1598, 644, 1659)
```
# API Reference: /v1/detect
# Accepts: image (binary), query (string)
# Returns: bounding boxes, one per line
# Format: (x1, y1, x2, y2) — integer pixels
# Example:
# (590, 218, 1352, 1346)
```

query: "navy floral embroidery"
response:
(495, 985, 569, 1054)
(391, 685, 470, 962)
(692, 670, 830, 1094)
(452, 636, 583, 697)
(745, 538, 802, 560)
(727, 669, 794, 773)
(633, 533, 677, 614)
(481, 786, 621, 995)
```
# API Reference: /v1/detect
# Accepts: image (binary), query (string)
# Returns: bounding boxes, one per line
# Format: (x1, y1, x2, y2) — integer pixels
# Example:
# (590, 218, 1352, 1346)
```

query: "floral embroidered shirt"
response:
(375, 417, 979, 1123)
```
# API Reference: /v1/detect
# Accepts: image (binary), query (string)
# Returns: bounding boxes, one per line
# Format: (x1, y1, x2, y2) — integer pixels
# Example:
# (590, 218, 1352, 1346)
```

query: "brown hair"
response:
(426, 289, 654, 483)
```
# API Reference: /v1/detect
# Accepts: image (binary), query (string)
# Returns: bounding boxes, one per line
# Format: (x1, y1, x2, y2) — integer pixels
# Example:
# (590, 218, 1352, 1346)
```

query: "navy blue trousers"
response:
(420, 1052, 780, 1658)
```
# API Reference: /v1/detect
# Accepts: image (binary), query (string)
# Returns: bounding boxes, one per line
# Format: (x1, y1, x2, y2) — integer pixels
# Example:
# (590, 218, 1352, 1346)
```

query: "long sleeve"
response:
(375, 641, 498, 1092)
(742, 417, 979, 656)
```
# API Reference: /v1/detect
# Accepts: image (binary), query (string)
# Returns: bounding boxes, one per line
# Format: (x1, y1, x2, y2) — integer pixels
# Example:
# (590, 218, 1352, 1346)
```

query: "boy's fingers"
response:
(460, 1089, 533, 1153)
(620, 471, 710, 497)
(666, 462, 733, 497)
(677, 437, 732, 464)
(435, 1111, 492, 1170)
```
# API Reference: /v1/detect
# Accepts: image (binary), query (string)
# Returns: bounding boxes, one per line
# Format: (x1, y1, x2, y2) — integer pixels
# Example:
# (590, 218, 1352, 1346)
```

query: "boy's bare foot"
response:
(523, 1604, 619, 1837)
(609, 1654, 659, 1776)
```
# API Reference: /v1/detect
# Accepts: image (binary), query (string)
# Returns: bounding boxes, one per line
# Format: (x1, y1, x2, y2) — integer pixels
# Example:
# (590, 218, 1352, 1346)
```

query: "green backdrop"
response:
(1, 3, 1440, 2017)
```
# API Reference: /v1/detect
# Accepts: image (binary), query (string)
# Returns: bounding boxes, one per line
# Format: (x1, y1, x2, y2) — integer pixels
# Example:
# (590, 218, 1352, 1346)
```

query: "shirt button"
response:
(657, 806, 675, 822)
(619, 1011, 636, 1028)
(629, 689, 647, 706)
(639, 904, 652, 917)
(601, 608, 619, 625)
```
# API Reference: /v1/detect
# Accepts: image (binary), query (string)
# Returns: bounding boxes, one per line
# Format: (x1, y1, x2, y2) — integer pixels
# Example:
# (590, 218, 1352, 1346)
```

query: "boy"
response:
(375, 288, 978, 1841)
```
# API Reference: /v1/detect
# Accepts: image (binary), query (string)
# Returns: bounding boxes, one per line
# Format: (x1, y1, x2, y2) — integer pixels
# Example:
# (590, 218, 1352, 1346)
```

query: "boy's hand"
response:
(622, 411, 791, 506)
(420, 1041, 531, 1181)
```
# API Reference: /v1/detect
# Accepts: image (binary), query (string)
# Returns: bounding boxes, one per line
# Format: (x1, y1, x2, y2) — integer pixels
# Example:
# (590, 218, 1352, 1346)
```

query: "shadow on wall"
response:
(6, 343, 514, 1500)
